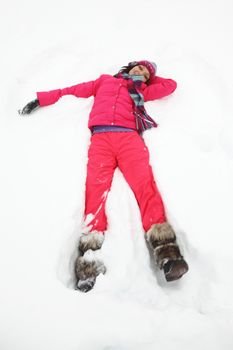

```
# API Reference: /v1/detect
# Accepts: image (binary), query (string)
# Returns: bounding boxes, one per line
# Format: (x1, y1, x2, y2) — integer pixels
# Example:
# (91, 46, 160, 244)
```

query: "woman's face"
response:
(128, 65, 150, 82)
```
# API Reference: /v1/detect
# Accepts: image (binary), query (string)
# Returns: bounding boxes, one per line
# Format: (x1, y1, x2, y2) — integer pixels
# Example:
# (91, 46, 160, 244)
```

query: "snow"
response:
(1, 0, 233, 349)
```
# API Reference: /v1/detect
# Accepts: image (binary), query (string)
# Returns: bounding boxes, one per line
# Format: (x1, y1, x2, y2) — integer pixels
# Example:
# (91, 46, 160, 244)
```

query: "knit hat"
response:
(127, 60, 157, 83)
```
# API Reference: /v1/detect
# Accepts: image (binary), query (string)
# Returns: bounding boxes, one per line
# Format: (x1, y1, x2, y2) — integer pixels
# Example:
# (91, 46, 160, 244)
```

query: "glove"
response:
(18, 99, 40, 115)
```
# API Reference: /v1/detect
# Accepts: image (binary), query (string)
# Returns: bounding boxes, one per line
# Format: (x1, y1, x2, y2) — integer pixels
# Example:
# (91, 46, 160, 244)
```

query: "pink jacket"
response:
(37, 74, 177, 130)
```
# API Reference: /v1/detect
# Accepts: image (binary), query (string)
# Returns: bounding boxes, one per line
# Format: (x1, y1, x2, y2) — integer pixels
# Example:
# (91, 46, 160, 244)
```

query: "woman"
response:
(19, 60, 189, 292)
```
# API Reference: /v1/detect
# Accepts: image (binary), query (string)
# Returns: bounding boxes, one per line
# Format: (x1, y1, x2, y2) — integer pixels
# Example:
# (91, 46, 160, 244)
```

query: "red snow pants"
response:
(83, 132, 166, 233)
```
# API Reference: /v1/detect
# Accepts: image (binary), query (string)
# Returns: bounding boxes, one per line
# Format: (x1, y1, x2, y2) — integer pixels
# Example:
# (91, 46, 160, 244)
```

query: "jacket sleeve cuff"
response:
(37, 89, 61, 107)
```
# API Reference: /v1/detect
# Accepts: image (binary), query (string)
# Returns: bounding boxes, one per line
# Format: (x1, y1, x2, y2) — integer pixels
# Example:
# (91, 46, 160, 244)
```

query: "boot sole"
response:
(164, 260, 189, 282)
(75, 277, 96, 292)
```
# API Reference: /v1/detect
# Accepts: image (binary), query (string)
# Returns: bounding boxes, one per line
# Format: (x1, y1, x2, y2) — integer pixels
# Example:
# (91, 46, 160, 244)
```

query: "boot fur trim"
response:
(146, 222, 176, 249)
(75, 256, 106, 281)
(79, 231, 104, 255)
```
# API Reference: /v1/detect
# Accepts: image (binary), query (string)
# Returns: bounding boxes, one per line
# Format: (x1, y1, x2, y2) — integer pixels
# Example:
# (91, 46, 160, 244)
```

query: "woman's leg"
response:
(83, 134, 117, 233)
(75, 134, 117, 292)
(117, 132, 166, 232)
(117, 132, 188, 281)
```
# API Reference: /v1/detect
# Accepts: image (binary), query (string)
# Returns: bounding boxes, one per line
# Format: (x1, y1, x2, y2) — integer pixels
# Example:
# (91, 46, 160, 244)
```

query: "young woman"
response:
(19, 60, 189, 292)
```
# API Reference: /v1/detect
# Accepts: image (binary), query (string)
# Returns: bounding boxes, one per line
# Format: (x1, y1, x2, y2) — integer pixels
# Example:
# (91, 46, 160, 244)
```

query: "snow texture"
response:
(0, 0, 233, 349)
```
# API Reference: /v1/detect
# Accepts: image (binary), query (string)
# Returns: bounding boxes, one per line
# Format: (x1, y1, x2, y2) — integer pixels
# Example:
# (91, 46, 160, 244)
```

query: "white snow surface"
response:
(1, 0, 233, 349)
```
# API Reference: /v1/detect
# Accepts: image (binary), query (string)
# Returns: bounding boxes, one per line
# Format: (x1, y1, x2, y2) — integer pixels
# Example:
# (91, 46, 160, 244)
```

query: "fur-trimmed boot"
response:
(74, 231, 106, 292)
(146, 222, 189, 282)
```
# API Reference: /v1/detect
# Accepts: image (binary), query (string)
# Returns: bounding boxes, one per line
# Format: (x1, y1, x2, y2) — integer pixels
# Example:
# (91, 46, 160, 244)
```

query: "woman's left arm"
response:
(142, 76, 177, 102)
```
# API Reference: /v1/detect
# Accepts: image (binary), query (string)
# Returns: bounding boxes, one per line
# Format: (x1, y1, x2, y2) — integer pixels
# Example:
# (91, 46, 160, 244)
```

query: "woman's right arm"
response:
(19, 75, 103, 115)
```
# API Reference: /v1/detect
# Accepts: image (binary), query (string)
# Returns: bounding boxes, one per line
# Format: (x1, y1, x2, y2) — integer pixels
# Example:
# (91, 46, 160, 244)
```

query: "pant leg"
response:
(83, 134, 117, 232)
(117, 132, 166, 232)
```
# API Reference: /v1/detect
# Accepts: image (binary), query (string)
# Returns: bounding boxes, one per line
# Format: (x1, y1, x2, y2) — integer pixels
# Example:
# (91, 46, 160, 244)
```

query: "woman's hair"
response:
(115, 62, 137, 75)
(114, 61, 150, 85)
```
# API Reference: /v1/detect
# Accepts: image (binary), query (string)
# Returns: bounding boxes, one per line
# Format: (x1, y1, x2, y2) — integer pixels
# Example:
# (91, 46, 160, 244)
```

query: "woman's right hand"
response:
(18, 99, 40, 115)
